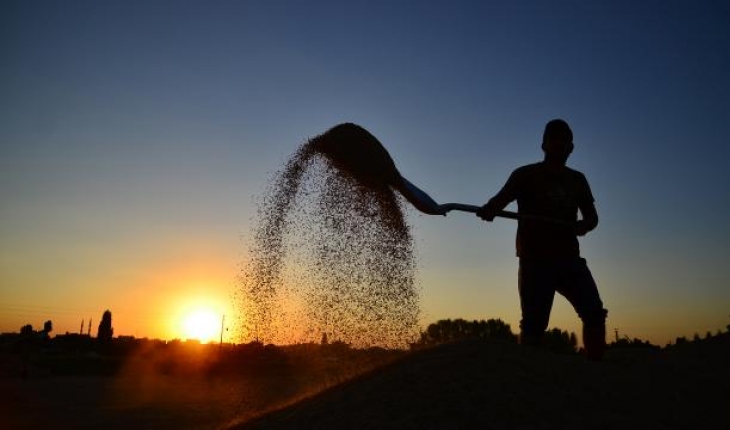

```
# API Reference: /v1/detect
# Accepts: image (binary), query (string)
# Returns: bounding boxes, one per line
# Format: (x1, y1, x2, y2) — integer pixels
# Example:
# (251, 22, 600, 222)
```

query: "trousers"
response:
(518, 257, 607, 342)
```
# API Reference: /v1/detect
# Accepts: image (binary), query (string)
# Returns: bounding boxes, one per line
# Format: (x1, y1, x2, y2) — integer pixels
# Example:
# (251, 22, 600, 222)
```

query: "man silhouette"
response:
(477, 119, 607, 360)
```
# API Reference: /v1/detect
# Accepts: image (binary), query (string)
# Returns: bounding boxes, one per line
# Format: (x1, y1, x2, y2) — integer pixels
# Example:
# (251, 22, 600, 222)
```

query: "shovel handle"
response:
(439, 203, 571, 226)
(438, 203, 516, 218)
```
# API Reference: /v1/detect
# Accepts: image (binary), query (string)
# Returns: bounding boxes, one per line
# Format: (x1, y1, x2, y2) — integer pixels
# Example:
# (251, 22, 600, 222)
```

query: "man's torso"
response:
(510, 162, 593, 258)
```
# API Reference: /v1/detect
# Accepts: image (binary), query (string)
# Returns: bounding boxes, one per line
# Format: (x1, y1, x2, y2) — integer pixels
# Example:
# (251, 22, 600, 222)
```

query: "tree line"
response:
(413, 318, 579, 354)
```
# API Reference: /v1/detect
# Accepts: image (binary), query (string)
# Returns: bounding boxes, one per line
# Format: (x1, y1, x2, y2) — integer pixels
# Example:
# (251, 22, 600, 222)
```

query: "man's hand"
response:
(476, 204, 497, 222)
(575, 220, 590, 236)
(576, 202, 598, 236)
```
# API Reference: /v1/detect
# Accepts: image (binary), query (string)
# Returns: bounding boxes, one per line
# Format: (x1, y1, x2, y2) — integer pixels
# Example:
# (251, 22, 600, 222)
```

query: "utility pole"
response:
(219, 314, 226, 352)
(80, 319, 85, 335)
(88, 318, 92, 336)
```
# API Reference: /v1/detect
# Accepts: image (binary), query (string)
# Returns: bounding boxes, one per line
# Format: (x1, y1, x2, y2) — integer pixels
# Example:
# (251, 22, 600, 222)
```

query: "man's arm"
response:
(576, 200, 598, 236)
(576, 172, 598, 236)
(477, 172, 518, 222)
(477, 192, 513, 221)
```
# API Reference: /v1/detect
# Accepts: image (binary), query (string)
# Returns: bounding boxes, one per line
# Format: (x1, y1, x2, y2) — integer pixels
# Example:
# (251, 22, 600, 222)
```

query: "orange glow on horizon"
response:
(181, 307, 221, 343)
(168, 289, 233, 343)
(164, 281, 235, 343)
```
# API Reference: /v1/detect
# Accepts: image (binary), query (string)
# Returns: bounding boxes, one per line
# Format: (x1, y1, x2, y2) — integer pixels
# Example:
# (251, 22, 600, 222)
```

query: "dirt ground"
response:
(0, 351, 334, 429)
(236, 339, 730, 430)
(2, 339, 728, 429)
(2, 367, 258, 429)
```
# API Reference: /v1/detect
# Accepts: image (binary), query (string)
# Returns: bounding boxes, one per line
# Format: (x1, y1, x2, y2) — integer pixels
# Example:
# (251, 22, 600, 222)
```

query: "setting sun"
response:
(181, 308, 221, 343)
(168, 288, 233, 344)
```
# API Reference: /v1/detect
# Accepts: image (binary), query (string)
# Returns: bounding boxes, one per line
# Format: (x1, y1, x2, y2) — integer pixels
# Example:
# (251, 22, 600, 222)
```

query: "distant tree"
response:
(542, 328, 578, 354)
(97, 310, 114, 342)
(20, 324, 34, 336)
(43, 320, 53, 334)
(610, 335, 660, 350)
(416, 318, 517, 347)
(484, 318, 518, 341)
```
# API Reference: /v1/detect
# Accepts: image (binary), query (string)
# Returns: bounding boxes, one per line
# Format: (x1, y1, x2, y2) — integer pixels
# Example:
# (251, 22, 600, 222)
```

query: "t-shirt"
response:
(498, 162, 594, 258)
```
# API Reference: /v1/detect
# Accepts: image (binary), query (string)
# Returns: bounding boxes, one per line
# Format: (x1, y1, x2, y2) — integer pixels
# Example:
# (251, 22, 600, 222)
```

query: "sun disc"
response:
(182, 308, 220, 343)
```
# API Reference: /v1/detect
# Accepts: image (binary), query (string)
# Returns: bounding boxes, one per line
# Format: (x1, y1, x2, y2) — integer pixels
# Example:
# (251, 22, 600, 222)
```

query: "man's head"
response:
(541, 119, 573, 165)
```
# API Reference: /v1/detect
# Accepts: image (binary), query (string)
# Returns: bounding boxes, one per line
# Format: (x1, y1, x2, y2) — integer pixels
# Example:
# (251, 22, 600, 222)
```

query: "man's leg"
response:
(558, 258, 608, 361)
(518, 259, 556, 346)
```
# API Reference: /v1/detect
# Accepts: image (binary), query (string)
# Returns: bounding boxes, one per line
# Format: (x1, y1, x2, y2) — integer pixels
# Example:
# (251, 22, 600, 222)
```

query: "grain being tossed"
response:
(237, 123, 436, 348)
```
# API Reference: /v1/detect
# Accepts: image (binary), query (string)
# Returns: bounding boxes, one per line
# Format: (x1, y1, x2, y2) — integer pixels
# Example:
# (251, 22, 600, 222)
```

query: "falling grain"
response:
(236, 124, 420, 349)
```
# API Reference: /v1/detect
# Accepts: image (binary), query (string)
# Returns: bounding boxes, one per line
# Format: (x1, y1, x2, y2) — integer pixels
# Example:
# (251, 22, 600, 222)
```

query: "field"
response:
(2, 336, 728, 429)
(0, 341, 399, 429)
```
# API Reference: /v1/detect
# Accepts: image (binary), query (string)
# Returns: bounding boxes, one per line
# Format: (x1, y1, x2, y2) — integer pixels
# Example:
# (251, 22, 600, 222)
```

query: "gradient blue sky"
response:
(2, 1, 729, 344)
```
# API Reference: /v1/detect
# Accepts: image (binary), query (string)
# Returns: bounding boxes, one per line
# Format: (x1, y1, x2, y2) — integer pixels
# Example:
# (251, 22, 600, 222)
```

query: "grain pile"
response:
(236, 124, 420, 348)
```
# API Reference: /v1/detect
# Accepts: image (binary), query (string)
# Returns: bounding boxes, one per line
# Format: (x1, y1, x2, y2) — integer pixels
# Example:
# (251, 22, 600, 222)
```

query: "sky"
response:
(2, 1, 729, 345)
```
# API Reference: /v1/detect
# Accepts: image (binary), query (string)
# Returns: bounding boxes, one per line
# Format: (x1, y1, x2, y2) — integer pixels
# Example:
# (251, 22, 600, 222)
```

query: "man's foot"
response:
(583, 325, 606, 361)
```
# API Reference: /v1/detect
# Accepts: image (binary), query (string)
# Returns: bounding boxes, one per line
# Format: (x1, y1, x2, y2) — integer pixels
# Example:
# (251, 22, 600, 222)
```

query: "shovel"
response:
(398, 179, 520, 218)
(311, 123, 449, 216)
(313, 123, 565, 224)
(311, 123, 445, 215)
(399, 180, 573, 226)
